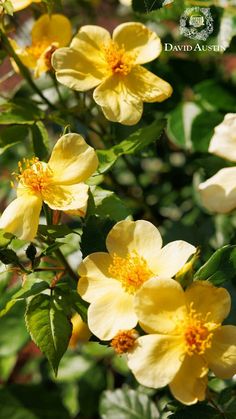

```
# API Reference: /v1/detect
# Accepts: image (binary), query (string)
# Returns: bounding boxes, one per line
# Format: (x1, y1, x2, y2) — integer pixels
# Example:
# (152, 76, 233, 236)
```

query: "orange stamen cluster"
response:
(26, 40, 50, 60)
(13, 157, 53, 195)
(109, 252, 152, 294)
(111, 329, 138, 354)
(184, 303, 216, 356)
(103, 41, 134, 76)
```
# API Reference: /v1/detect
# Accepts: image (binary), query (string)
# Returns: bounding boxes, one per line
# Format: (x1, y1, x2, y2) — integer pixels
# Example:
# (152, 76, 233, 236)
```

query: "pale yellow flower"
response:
(0, 133, 98, 241)
(52, 22, 173, 125)
(10, 14, 72, 78)
(127, 278, 236, 405)
(69, 314, 91, 348)
(78, 220, 196, 340)
(199, 114, 236, 213)
(12, 0, 41, 12)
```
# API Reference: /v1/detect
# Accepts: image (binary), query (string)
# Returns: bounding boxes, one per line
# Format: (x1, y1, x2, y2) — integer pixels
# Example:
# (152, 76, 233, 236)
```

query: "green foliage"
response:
(0, 100, 44, 125)
(30, 121, 49, 160)
(0, 126, 29, 155)
(25, 294, 72, 375)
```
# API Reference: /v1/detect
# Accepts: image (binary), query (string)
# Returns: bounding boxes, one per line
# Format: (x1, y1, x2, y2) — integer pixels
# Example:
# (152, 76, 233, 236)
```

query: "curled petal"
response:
(113, 22, 162, 65)
(43, 183, 89, 216)
(32, 14, 72, 47)
(0, 194, 42, 241)
(48, 133, 98, 185)
(199, 167, 236, 213)
(209, 114, 236, 162)
(154, 241, 196, 278)
(13, 0, 41, 12)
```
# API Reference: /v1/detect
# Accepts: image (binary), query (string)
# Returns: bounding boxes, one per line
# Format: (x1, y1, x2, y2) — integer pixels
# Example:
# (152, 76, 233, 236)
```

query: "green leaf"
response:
(97, 120, 166, 174)
(194, 80, 236, 112)
(30, 121, 49, 160)
(92, 187, 131, 221)
(2, 0, 14, 15)
(191, 112, 224, 152)
(0, 302, 29, 356)
(194, 245, 236, 285)
(167, 102, 201, 150)
(132, 0, 163, 13)
(80, 216, 115, 257)
(0, 229, 14, 249)
(38, 224, 73, 239)
(0, 99, 44, 125)
(25, 294, 72, 374)
(0, 125, 28, 155)
(171, 405, 221, 419)
(0, 248, 20, 265)
(99, 388, 160, 419)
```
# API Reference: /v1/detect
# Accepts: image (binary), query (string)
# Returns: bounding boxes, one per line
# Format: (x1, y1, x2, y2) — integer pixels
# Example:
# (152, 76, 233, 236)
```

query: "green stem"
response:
(0, 29, 56, 110)
(54, 249, 78, 283)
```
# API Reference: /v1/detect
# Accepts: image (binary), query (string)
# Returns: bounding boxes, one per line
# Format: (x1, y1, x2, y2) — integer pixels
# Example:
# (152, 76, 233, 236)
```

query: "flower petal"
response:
(32, 14, 72, 47)
(209, 114, 236, 162)
(13, 0, 41, 12)
(169, 355, 208, 405)
(199, 167, 236, 213)
(48, 133, 98, 185)
(78, 253, 121, 302)
(206, 325, 236, 379)
(154, 241, 196, 278)
(113, 22, 162, 65)
(10, 39, 36, 70)
(185, 281, 231, 325)
(134, 277, 187, 334)
(126, 66, 173, 103)
(52, 47, 105, 91)
(0, 194, 42, 241)
(127, 334, 184, 388)
(43, 183, 89, 216)
(106, 220, 162, 262)
(88, 290, 137, 340)
(93, 76, 143, 125)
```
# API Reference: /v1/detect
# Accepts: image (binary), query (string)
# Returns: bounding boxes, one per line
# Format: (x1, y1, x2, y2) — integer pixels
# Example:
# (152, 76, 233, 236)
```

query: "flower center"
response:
(111, 329, 138, 354)
(184, 303, 217, 356)
(103, 41, 134, 76)
(108, 252, 153, 294)
(14, 158, 53, 195)
(26, 40, 50, 59)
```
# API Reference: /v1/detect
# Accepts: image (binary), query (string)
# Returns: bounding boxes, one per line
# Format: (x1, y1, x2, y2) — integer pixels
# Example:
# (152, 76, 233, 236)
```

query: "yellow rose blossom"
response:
(199, 114, 236, 213)
(10, 14, 72, 78)
(127, 278, 236, 405)
(77, 219, 196, 340)
(69, 314, 91, 348)
(52, 22, 173, 125)
(0, 133, 98, 241)
(11, 0, 41, 12)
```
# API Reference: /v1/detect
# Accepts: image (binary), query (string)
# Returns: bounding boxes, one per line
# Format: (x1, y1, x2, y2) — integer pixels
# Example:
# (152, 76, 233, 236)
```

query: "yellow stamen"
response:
(111, 329, 138, 354)
(109, 252, 153, 294)
(103, 41, 134, 76)
(26, 40, 50, 60)
(184, 303, 218, 356)
(13, 158, 53, 195)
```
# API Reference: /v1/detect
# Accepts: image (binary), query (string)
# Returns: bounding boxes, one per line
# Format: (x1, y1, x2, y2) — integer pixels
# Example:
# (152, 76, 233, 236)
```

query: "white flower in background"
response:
(199, 114, 236, 213)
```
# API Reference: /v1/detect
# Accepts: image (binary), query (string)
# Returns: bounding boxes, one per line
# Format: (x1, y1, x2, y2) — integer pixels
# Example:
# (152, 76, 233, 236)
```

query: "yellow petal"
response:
(43, 183, 89, 215)
(209, 114, 236, 162)
(13, 0, 41, 12)
(69, 314, 91, 348)
(10, 39, 36, 70)
(106, 219, 162, 261)
(185, 281, 231, 325)
(135, 277, 187, 334)
(126, 66, 173, 103)
(93, 76, 143, 125)
(153, 241, 196, 278)
(113, 22, 162, 65)
(199, 167, 236, 213)
(78, 253, 121, 302)
(127, 334, 184, 388)
(32, 14, 72, 47)
(169, 355, 208, 405)
(0, 194, 42, 241)
(48, 133, 98, 185)
(206, 325, 236, 379)
(88, 290, 137, 340)
(52, 47, 105, 91)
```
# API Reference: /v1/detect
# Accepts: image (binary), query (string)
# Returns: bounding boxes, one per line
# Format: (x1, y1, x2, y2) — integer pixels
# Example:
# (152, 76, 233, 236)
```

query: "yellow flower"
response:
(0, 133, 98, 241)
(199, 114, 236, 213)
(12, 0, 41, 12)
(10, 14, 72, 78)
(127, 278, 236, 405)
(78, 220, 196, 340)
(69, 314, 91, 348)
(52, 22, 173, 125)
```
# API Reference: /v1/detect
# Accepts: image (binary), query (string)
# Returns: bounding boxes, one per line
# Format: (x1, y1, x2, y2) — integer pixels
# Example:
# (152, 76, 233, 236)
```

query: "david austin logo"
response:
(180, 7, 214, 41)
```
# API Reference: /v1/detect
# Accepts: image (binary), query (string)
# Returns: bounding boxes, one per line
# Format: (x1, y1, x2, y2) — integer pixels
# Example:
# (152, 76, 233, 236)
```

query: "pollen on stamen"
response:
(103, 41, 134, 76)
(111, 329, 138, 354)
(12, 157, 53, 195)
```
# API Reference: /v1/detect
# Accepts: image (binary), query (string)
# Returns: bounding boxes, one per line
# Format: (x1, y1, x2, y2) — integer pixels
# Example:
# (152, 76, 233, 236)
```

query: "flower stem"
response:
(54, 248, 78, 283)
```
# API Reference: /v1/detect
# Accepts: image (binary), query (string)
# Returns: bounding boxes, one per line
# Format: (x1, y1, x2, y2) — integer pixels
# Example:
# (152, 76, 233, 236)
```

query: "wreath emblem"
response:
(180, 7, 214, 41)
